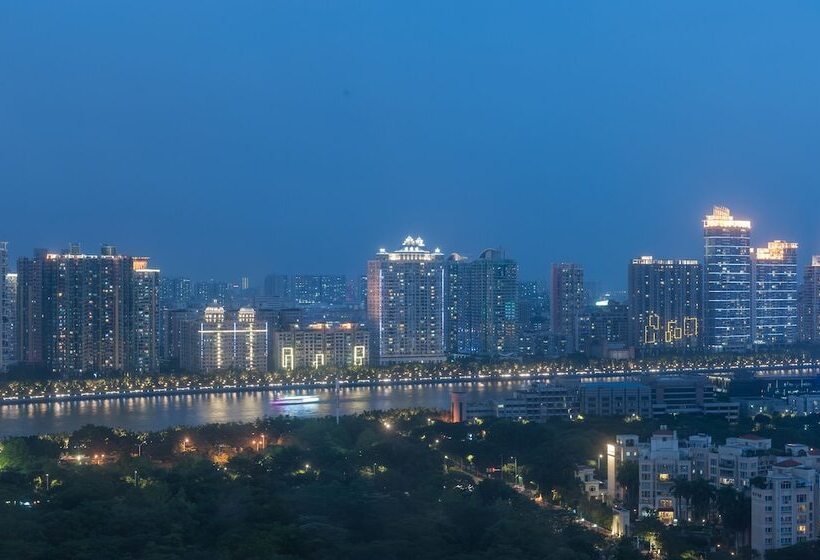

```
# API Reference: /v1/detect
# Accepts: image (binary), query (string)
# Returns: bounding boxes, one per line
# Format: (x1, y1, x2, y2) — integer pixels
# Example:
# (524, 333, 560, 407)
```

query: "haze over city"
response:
(2, 2, 819, 287)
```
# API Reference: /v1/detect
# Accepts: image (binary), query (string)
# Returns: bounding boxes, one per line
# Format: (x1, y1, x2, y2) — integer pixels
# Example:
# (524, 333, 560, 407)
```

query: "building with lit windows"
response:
(445, 248, 518, 358)
(2, 272, 17, 371)
(752, 241, 799, 346)
(799, 256, 820, 344)
(577, 299, 630, 357)
(551, 263, 584, 353)
(0, 242, 8, 372)
(272, 322, 369, 370)
(181, 306, 268, 373)
(628, 256, 702, 352)
(751, 461, 819, 556)
(16, 244, 160, 375)
(703, 206, 753, 351)
(638, 429, 694, 524)
(367, 236, 446, 364)
(607, 434, 641, 505)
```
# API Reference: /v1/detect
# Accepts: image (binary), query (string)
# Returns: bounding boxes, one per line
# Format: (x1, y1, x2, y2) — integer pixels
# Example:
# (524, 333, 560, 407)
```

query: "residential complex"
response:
(752, 241, 799, 346)
(180, 306, 268, 373)
(367, 236, 446, 364)
(551, 263, 585, 353)
(271, 322, 370, 370)
(799, 256, 820, 344)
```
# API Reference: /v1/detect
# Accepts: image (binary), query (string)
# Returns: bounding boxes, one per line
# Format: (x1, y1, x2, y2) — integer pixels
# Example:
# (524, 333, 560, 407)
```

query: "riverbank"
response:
(2, 359, 820, 407)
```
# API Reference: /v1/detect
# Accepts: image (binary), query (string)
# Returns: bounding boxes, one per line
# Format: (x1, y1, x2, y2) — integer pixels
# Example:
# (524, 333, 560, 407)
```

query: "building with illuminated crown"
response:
(703, 206, 752, 351)
(272, 322, 369, 370)
(752, 241, 799, 346)
(628, 256, 703, 352)
(16, 244, 160, 375)
(367, 236, 446, 364)
(181, 306, 268, 373)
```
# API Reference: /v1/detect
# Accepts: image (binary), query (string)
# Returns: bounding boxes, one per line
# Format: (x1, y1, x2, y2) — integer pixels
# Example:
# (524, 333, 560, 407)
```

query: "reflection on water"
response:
(0, 381, 524, 437)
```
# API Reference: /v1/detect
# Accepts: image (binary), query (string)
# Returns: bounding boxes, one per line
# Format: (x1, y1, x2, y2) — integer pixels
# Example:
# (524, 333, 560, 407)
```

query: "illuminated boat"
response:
(272, 394, 320, 405)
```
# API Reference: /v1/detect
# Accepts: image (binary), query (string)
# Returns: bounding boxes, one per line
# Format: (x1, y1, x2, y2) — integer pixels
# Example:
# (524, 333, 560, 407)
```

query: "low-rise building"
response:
(578, 382, 652, 418)
(751, 460, 819, 556)
(638, 429, 693, 524)
(576, 465, 607, 501)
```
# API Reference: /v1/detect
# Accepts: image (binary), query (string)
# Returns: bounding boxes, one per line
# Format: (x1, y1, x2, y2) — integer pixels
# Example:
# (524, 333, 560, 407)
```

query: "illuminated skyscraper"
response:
(367, 236, 446, 364)
(798, 256, 820, 344)
(445, 248, 518, 358)
(551, 263, 584, 353)
(751, 241, 799, 346)
(129, 258, 160, 374)
(703, 206, 752, 351)
(180, 306, 268, 373)
(628, 256, 703, 352)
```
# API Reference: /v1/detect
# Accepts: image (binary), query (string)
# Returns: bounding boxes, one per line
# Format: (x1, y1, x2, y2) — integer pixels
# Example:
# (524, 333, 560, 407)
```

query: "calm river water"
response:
(0, 381, 524, 436)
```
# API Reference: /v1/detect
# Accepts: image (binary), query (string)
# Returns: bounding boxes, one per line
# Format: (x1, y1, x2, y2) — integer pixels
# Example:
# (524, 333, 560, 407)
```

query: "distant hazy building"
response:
(159, 277, 192, 309)
(445, 248, 518, 358)
(272, 322, 369, 370)
(367, 236, 446, 364)
(551, 263, 584, 353)
(752, 241, 799, 346)
(16, 244, 160, 376)
(799, 256, 820, 344)
(628, 256, 703, 352)
(292, 275, 347, 305)
(181, 306, 268, 373)
(577, 299, 630, 357)
(703, 206, 752, 351)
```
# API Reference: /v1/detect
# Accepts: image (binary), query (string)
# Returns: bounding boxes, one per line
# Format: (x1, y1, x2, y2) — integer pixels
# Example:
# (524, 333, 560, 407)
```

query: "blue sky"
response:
(1, 2, 818, 289)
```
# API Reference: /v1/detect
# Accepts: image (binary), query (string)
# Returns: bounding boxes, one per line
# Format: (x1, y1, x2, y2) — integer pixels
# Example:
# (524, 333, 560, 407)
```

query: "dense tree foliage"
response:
(0, 413, 604, 560)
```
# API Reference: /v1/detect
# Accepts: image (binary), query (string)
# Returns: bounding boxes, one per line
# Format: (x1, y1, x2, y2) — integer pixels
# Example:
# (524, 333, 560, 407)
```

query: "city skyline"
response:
(3, 3, 819, 285)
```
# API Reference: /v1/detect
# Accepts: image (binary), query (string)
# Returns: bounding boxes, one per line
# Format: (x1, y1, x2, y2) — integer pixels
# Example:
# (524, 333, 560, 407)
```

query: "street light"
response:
(137, 441, 148, 457)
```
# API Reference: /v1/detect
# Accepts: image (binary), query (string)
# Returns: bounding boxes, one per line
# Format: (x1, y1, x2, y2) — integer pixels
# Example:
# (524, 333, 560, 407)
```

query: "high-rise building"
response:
(703, 206, 752, 351)
(263, 274, 292, 299)
(16, 244, 160, 376)
(445, 249, 518, 358)
(752, 241, 799, 346)
(3, 272, 17, 371)
(292, 274, 348, 305)
(628, 256, 703, 352)
(367, 236, 446, 364)
(272, 322, 369, 370)
(799, 256, 820, 344)
(0, 242, 8, 372)
(159, 277, 192, 309)
(180, 306, 268, 373)
(551, 263, 584, 353)
(577, 299, 630, 356)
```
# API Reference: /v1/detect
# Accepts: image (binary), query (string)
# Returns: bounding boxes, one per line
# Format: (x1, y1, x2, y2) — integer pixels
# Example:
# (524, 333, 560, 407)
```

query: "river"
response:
(0, 381, 525, 436)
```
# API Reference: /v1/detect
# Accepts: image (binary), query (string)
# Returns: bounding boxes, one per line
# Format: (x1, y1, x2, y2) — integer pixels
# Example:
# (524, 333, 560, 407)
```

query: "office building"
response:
(16, 244, 160, 376)
(578, 382, 652, 418)
(628, 256, 702, 352)
(367, 236, 446, 364)
(551, 263, 584, 353)
(181, 306, 268, 373)
(703, 206, 752, 351)
(751, 461, 819, 556)
(445, 248, 518, 358)
(752, 241, 799, 346)
(272, 322, 369, 370)
(451, 382, 573, 423)
(799, 256, 820, 344)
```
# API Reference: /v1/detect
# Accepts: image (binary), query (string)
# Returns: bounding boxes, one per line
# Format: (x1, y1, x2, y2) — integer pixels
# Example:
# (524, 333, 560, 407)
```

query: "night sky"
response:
(1, 2, 818, 289)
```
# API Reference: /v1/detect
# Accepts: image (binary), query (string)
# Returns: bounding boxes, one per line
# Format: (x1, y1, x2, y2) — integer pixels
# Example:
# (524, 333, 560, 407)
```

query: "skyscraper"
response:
(751, 241, 799, 346)
(628, 256, 703, 352)
(551, 263, 584, 353)
(445, 249, 518, 358)
(16, 244, 160, 376)
(3, 272, 18, 371)
(0, 242, 8, 372)
(367, 236, 446, 364)
(798, 256, 820, 345)
(703, 206, 752, 351)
